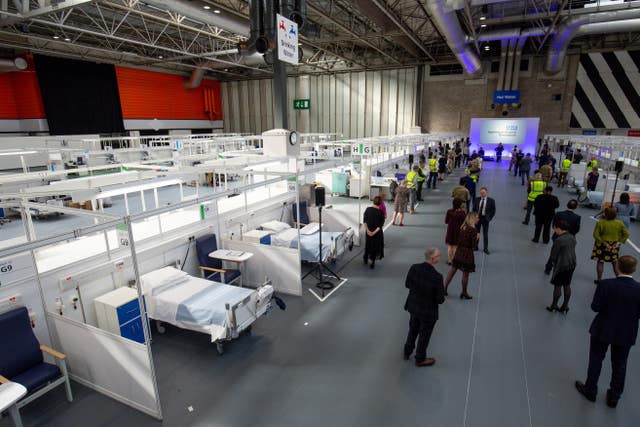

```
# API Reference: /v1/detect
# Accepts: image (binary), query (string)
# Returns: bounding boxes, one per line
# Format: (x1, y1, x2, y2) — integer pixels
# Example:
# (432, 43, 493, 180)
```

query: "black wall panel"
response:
(34, 55, 125, 135)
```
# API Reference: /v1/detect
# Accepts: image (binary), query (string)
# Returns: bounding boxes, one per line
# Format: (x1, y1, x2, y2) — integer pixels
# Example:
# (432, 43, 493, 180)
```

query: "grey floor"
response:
(3, 162, 640, 427)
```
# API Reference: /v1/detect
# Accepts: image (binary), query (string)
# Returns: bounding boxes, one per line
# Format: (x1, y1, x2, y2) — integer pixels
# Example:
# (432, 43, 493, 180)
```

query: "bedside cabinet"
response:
(94, 287, 147, 344)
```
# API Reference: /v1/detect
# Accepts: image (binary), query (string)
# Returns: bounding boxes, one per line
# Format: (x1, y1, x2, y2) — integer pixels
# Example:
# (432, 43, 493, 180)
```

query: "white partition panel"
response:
(48, 313, 162, 419)
(309, 208, 361, 247)
(222, 240, 302, 296)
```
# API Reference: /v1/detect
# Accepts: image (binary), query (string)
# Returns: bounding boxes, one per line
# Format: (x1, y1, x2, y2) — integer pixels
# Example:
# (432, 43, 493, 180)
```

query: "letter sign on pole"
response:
(277, 13, 299, 65)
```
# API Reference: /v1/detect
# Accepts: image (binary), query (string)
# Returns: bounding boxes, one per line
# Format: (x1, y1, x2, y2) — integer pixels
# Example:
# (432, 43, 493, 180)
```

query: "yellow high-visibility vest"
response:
(418, 167, 426, 182)
(406, 171, 418, 188)
(561, 158, 571, 172)
(587, 159, 598, 171)
(429, 158, 438, 172)
(528, 180, 545, 202)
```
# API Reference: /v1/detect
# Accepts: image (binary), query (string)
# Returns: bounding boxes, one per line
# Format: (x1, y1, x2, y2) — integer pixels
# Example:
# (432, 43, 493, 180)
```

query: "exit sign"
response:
(293, 99, 310, 110)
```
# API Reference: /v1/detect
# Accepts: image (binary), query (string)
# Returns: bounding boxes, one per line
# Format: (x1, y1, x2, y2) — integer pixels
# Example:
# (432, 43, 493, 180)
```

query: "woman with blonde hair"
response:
(445, 198, 466, 265)
(444, 212, 480, 299)
(391, 180, 409, 226)
(591, 207, 629, 283)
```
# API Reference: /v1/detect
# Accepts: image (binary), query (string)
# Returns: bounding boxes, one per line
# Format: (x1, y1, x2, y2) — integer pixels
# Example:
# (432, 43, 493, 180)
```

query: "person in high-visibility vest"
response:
(586, 156, 598, 172)
(559, 157, 572, 188)
(406, 165, 420, 214)
(417, 161, 426, 201)
(523, 173, 545, 225)
(427, 156, 438, 189)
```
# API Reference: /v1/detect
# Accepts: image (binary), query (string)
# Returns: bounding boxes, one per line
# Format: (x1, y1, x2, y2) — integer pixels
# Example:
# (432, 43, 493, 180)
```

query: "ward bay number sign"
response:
(277, 13, 298, 65)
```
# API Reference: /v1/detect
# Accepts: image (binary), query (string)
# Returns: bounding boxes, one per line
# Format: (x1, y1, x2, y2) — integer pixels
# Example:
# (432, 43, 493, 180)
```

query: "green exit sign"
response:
(293, 99, 310, 110)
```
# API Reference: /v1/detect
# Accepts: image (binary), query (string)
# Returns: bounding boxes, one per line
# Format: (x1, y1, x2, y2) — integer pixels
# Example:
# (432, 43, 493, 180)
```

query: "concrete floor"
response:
(3, 161, 640, 427)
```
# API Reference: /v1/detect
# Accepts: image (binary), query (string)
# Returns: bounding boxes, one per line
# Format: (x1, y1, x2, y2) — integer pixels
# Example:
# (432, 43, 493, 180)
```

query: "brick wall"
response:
(422, 55, 579, 136)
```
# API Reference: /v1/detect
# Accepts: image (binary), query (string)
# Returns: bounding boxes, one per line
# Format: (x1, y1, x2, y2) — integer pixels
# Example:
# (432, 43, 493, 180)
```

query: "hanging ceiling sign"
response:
(276, 13, 299, 65)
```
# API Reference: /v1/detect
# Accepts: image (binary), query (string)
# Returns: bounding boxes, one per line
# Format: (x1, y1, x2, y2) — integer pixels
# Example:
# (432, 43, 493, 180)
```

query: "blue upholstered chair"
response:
(0, 307, 73, 413)
(292, 201, 310, 226)
(195, 234, 241, 285)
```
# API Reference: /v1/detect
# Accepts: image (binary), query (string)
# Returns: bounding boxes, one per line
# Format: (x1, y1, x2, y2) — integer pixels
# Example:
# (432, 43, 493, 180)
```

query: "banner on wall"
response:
(628, 130, 640, 137)
(469, 117, 540, 156)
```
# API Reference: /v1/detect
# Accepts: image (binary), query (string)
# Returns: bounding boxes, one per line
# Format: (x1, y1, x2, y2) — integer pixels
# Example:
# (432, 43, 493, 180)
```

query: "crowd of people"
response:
(367, 140, 640, 410)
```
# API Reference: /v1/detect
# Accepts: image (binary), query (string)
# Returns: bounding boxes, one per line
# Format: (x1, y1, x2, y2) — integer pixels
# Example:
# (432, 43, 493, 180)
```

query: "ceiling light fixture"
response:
(484, 45, 490, 51)
(64, 37, 71, 42)
(203, 5, 211, 9)
(213, 9, 221, 14)
(158, 55, 163, 59)
(479, 16, 486, 21)
(52, 35, 60, 39)
(480, 24, 487, 28)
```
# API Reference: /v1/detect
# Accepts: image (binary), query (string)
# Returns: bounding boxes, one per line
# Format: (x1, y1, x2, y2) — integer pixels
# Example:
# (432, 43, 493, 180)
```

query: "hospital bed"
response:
(139, 267, 274, 354)
(260, 221, 354, 263)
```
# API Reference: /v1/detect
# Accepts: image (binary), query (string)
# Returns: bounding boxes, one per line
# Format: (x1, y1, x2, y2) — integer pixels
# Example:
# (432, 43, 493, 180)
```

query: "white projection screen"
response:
(469, 117, 540, 157)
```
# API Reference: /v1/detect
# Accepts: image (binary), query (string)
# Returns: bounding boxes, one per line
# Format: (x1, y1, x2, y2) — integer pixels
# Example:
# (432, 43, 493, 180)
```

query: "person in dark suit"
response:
(403, 247, 446, 367)
(532, 186, 560, 244)
(472, 187, 496, 254)
(545, 199, 581, 274)
(576, 256, 640, 408)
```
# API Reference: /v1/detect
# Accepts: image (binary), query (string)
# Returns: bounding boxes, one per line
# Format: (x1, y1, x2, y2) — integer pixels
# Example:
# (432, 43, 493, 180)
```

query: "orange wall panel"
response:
(0, 70, 45, 119)
(115, 67, 222, 121)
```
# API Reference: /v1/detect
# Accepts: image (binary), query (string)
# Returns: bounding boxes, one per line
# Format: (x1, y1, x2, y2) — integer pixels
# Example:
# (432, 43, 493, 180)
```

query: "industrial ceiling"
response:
(0, 0, 639, 80)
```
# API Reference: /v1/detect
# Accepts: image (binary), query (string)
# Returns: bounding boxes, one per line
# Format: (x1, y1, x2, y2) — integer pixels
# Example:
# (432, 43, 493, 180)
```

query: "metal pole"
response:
(273, 57, 289, 129)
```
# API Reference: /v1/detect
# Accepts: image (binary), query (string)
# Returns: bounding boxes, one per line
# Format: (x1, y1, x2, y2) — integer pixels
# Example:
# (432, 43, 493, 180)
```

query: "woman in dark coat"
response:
(445, 198, 467, 265)
(363, 196, 385, 269)
(546, 220, 577, 314)
(444, 212, 479, 299)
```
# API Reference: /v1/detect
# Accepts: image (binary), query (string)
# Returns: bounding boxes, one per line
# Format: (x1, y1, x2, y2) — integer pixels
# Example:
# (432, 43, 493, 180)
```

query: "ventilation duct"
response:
(184, 67, 205, 89)
(546, 7, 640, 73)
(142, 0, 249, 37)
(426, 0, 482, 74)
(239, 0, 266, 55)
(495, 39, 508, 92)
(0, 57, 27, 73)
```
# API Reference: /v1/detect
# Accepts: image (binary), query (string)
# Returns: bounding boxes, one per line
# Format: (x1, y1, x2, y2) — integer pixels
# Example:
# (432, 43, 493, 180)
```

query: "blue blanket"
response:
(175, 284, 253, 325)
(290, 232, 343, 262)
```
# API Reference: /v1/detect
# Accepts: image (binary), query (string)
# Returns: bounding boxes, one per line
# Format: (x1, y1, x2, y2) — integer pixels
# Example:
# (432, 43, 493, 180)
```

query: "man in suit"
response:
(473, 187, 496, 254)
(576, 256, 640, 408)
(545, 199, 581, 274)
(403, 247, 446, 367)
(532, 185, 560, 244)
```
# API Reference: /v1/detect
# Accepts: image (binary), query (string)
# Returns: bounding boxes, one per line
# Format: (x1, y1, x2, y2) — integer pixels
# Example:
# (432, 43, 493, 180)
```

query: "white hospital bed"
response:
(261, 221, 354, 262)
(140, 267, 274, 354)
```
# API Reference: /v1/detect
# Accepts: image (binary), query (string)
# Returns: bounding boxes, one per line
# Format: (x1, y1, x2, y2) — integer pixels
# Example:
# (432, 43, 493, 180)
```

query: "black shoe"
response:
(546, 306, 558, 312)
(558, 306, 570, 315)
(531, 239, 539, 243)
(594, 279, 600, 284)
(483, 249, 490, 255)
(363, 257, 368, 265)
(606, 390, 618, 408)
(575, 381, 596, 402)
(460, 293, 473, 300)
(522, 221, 529, 225)
(370, 263, 375, 270)
(544, 269, 551, 275)
(403, 351, 411, 361)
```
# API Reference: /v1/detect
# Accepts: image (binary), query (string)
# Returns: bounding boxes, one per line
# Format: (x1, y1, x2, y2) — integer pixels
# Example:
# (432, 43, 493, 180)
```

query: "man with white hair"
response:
(403, 247, 446, 367)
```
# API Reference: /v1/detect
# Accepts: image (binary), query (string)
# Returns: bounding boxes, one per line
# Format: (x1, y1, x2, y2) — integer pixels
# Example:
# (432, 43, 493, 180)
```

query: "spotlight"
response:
(484, 45, 490, 51)
(479, 16, 486, 21)
(64, 37, 71, 42)
(203, 5, 210, 9)
(480, 24, 487, 28)
(213, 9, 221, 14)
(158, 55, 163, 59)
(52, 35, 60, 39)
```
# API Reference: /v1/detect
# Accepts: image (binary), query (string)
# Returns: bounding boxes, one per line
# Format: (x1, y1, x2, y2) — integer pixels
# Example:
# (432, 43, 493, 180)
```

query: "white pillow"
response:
(140, 267, 188, 294)
(261, 220, 291, 233)
(300, 222, 320, 235)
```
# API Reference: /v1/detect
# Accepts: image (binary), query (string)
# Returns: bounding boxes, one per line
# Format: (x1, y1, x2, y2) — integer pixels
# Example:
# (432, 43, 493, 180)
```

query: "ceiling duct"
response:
(426, 0, 482, 74)
(239, 0, 266, 55)
(353, 0, 422, 57)
(184, 67, 205, 89)
(142, 0, 250, 37)
(0, 57, 27, 73)
(546, 7, 640, 73)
